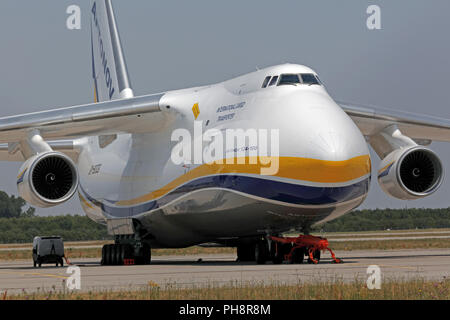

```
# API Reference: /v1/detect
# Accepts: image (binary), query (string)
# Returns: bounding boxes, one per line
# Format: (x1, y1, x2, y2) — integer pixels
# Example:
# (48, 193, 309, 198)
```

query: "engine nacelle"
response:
(378, 146, 444, 200)
(17, 152, 79, 208)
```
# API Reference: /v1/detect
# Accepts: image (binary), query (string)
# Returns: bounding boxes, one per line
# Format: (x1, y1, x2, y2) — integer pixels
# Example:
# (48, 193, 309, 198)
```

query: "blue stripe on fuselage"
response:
(79, 175, 371, 218)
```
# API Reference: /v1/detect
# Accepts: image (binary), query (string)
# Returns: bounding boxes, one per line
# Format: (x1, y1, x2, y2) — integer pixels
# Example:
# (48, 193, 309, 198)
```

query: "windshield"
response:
(261, 76, 271, 88)
(301, 73, 320, 85)
(276, 73, 321, 86)
(268, 76, 278, 86)
(278, 74, 301, 86)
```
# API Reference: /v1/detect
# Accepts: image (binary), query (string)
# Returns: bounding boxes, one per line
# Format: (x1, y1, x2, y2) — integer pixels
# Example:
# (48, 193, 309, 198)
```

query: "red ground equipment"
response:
(269, 234, 342, 264)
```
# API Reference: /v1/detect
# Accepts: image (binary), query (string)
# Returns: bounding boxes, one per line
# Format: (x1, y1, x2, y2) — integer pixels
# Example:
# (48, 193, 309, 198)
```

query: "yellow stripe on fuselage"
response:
(78, 192, 94, 209)
(116, 155, 371, 206)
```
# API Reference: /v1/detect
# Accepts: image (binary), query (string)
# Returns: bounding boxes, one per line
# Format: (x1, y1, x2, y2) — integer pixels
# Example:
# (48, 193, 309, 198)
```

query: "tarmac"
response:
(0, 248, 449, 295)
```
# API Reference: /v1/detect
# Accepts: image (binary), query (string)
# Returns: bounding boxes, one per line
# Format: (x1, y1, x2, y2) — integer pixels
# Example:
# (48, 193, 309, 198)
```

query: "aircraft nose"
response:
(302, 124, 371, 184)
(281, 126, 371, 206)
(309, 130, 360, 161)
(281, 95, 372, 183)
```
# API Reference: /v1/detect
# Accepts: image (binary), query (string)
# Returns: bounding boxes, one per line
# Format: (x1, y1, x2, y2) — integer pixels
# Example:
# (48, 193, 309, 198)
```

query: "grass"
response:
(3, 278, 450, 300)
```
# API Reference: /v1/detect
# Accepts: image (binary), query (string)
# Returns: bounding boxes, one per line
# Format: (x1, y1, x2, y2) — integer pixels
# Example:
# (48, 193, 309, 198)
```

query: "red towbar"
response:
(269, 234, 342, 264)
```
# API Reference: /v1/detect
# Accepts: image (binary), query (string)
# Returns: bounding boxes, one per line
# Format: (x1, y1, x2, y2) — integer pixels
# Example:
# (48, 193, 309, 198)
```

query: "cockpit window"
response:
(278, 74, 301, 86)
(268, 76, 278, 86)
(301, 73, 320, 85)
(261, 76, 271, 88)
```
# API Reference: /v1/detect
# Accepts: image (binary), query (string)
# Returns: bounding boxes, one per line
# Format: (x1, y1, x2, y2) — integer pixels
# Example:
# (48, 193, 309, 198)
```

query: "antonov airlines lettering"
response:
(0, 0, 449, 265)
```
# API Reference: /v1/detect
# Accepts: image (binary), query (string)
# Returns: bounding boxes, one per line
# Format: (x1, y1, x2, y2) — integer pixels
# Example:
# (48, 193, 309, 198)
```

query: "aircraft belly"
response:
(136, 188, 367, 248)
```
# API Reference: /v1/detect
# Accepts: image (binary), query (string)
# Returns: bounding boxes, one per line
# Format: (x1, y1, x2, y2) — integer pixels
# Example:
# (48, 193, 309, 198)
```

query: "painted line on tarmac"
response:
(343, 263, 419, 270)
(0, 270, 68, 280)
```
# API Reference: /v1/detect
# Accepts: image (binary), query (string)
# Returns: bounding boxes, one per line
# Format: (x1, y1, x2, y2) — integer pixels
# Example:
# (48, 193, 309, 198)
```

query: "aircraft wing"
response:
(339, 101, 450, 144)
(0, 93, 171, 161)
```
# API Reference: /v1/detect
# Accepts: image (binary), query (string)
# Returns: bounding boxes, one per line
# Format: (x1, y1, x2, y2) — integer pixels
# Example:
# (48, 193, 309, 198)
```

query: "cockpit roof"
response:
(221, 63, 320, 95)
(259, 63, 317, 75)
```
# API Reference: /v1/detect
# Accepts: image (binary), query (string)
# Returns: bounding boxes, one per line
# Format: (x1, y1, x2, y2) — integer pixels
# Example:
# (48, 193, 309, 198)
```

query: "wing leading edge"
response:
(0, 93, 172, 161)
(339, 101, 450, 144)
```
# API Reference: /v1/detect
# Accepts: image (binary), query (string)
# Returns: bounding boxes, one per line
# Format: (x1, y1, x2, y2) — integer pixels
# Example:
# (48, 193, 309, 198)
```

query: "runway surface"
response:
(1, 248, 449, 294)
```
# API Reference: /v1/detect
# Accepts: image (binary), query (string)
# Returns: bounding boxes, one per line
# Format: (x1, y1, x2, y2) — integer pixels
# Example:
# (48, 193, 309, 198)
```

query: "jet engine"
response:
(378, 146, 443, 200)
(17, 151, 79, 208)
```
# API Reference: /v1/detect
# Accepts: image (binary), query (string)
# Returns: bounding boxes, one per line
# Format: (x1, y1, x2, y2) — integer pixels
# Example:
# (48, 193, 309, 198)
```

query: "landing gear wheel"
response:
(237, 244, 255, 262)
(255, 241, 268, 264)
(106, 244, 113, 265)
(271, 242, 284, 264)
(123, 244, 132, 262)
(142, 244, 151, 265)
(108, 244, 114, 265)
(291, 247, 305, 264)
(101, 245, 106, 265)
(113, 245, 120, 265)
(118, 244, 125, 265)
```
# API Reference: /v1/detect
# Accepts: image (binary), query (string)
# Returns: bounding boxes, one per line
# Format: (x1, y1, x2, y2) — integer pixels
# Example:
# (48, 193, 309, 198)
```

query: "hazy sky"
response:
(0, 0, 449, 216)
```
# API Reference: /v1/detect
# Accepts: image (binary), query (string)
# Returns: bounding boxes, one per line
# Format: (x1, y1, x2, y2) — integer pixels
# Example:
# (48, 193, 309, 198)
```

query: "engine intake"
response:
(17, 152, 79, 208)
(378, 146, 443, 200)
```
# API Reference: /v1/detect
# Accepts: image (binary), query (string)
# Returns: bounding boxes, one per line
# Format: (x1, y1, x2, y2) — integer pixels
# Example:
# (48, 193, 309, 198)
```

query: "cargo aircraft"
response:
(1, 0, 449, 265)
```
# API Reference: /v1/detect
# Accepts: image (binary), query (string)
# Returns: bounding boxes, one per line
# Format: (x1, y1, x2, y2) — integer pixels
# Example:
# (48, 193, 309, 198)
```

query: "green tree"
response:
(317, 207, 450, 232)
(0, 191, 35, 218)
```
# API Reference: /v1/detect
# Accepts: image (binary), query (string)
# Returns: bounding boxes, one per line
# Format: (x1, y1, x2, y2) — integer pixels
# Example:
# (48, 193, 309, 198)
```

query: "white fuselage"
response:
(76, 64, 371, 247)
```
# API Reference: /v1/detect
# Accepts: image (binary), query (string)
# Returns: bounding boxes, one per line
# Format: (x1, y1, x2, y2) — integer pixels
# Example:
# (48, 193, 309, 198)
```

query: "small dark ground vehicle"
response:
(32, 236, 65, 267)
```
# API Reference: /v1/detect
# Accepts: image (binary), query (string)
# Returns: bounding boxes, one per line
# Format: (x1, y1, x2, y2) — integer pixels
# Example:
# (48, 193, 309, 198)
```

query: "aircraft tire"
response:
(237, 244, 255, 262)
(255, 241, 268, 264)
(291, 247, 305, 264)
(101, 245, 106, 265)
(113, 245, 120, 265)
(142, 244, 151, 265)
(106, 244, 113, 265)
(118, 244, 125, 265)
(270, 241, 284, 264)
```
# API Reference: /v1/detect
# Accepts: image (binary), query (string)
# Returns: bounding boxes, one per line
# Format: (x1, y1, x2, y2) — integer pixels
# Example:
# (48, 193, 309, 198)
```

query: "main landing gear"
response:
(237, 234, 342, 265)
(101, 235, 151, 266)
